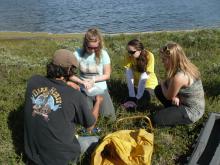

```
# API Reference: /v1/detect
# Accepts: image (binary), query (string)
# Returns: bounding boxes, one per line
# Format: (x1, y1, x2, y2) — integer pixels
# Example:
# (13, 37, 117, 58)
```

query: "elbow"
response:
(104, 74, 110, 80)
(106, 74, 110, 80)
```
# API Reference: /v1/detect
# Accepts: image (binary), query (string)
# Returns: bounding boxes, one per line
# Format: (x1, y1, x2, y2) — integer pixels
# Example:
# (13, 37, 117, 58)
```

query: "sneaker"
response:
(122, 100, 137, 109)
(80, 127, 101, 135)
(124, 97, 137, 103)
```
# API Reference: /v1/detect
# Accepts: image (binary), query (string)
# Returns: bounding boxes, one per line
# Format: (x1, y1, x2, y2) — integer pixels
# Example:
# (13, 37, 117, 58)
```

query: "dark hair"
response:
(127, 39, 148, 73)
(46, 62, 77, 81)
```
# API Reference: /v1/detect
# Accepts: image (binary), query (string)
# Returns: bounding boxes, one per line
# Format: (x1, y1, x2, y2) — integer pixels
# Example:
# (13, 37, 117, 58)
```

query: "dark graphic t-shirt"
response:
(24, 75, 95, 165)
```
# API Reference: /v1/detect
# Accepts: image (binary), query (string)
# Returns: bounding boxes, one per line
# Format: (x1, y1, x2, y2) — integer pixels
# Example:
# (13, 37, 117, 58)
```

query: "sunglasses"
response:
(87, 46, 99, 51)
(160, 45, 170, 55)
(86, 42, 99, 51)
(127, 50, 137, 55)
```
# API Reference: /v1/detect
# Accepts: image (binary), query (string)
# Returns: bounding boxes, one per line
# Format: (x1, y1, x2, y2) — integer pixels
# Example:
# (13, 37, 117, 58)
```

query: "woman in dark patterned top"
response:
(154, 42, 205, 126)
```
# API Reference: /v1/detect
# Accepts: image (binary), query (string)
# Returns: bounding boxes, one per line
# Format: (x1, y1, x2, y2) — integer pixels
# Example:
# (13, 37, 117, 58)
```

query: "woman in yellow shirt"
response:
(122, 39, 158, 109)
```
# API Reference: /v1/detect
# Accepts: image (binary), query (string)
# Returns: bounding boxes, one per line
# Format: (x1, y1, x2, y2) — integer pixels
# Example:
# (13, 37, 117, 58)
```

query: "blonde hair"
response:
(82, 28, 104, 64)
(160, 42, 200, 79)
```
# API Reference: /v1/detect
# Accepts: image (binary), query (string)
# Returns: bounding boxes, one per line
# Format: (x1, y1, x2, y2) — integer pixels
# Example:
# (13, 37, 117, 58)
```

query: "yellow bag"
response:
(91, 116, 154, 165)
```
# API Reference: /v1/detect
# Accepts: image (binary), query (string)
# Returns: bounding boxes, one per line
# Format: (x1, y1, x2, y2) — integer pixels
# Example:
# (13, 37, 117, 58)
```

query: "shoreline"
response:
(0, 27, 219, 39)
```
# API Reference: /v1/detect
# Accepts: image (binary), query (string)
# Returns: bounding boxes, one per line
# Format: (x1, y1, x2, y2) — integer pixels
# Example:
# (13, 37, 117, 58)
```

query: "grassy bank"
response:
(0, 29, 220, 165)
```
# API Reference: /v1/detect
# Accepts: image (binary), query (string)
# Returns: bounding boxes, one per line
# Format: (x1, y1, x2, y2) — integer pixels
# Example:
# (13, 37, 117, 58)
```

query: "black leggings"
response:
(153, 85, 192, 126)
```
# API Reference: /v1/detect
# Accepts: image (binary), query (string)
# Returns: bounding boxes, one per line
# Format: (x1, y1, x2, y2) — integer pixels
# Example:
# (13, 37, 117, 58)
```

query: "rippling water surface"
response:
(0, 0, 220, 33)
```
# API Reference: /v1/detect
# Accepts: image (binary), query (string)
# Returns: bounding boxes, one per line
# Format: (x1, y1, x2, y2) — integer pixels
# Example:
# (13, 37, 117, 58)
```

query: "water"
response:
(0, 0, 220, 33)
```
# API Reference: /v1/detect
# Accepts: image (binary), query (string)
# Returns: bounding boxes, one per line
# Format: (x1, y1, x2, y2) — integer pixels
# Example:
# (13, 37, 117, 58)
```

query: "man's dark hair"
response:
(46, 62, 77, 81)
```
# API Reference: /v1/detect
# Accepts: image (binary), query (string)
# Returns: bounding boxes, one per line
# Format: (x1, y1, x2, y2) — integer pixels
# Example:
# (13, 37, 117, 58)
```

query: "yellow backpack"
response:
(91, 116, 154, 165)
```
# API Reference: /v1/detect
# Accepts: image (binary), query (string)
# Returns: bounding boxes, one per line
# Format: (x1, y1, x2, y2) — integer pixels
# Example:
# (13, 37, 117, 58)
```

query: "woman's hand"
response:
(82, 79, 94, 89)
(172, 97, 180, 106)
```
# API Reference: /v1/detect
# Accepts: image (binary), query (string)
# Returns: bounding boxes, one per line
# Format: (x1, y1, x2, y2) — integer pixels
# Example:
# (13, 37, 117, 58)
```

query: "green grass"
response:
(0, 29, 220, 165)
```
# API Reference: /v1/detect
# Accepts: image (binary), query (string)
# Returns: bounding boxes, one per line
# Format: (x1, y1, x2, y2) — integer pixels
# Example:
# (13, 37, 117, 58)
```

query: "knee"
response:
(153, 111, 168, 127)
(153, 113, 161, 126)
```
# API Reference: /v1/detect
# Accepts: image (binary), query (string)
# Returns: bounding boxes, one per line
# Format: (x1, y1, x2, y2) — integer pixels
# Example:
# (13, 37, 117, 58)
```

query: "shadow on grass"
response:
(203, 66, 220, 98)
(7, 104, 27, 163)
(204, 81, 220, 98)
(107, 79, 128, 105)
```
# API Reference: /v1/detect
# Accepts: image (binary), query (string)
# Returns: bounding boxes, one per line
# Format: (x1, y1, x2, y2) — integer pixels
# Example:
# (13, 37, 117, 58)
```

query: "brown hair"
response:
(127, 39, 149, 73)
(82, 28, 104, 64)
(160, 42, 200, 79)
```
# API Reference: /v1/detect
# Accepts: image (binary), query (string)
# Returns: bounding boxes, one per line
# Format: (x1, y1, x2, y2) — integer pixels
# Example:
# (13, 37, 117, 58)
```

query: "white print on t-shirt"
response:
(31, 87, 62, 121)
(79, 59, 99, 75)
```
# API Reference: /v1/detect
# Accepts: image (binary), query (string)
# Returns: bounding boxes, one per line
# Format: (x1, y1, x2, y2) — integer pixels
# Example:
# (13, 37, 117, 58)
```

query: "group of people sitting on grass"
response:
(24, 27, 205, 165)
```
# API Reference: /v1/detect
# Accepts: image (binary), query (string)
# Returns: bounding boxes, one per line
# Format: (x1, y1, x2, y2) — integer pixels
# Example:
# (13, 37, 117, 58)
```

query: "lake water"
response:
(0, 0, 220, 33)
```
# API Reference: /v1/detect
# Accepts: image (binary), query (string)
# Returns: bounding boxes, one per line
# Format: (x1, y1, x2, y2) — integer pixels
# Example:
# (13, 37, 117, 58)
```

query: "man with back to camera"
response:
(24, 49, 103, 165)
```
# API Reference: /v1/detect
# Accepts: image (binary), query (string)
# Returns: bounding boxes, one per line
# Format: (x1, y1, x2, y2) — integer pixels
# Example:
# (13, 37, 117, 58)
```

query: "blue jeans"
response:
(71, 136, 99, 165)
(78, 136, 100, 155)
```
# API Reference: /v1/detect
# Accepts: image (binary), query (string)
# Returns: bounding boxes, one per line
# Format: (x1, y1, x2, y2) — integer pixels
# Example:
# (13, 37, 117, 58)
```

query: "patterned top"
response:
(178, 77, 205, 122)
(74, 48, 110, 90)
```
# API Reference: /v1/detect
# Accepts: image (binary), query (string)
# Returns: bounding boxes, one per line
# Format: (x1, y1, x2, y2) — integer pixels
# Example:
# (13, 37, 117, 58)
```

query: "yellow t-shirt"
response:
(124, 51, 158, 89)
